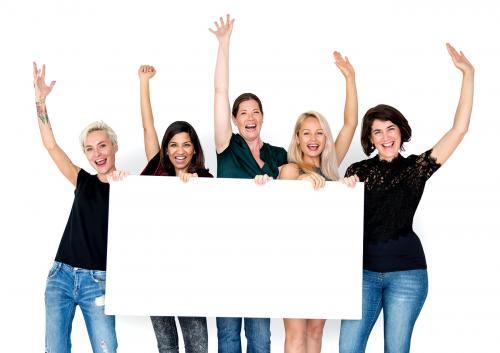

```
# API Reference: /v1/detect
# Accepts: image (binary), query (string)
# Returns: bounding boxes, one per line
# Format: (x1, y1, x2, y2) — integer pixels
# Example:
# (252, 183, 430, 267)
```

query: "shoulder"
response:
(196, 169, 214, 178)
(218, 133, 242, 157)
(278, 163, 300, 180)
(345, 158, 373, 177)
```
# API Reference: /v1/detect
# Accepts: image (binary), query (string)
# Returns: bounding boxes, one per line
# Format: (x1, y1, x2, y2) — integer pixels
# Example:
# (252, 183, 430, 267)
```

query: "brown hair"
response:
(361, 104, 412, 155)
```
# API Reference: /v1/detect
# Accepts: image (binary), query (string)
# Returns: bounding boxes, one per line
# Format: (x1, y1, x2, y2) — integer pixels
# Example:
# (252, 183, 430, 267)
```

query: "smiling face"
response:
(232, 99, 263, 143)
(296, 116, 326, 166)
(370, 119, 402, 161)
(166, 132, 195, 175)
(84, 130, 118, 175)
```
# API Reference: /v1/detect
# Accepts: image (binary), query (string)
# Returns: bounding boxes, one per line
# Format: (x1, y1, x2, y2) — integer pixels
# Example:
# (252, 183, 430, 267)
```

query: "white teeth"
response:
(175, 156, 186, 160)
(95, 159, 106, 165)
(382, 143, 393, 147)
(246, 124, 256, 128)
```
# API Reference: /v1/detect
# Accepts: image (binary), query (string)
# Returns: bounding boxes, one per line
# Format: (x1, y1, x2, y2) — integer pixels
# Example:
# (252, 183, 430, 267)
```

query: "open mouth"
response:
(307, 144, 320, 151)
(95, 158, 106, 166)
(245, 124, 257, 131)
(381, 142, 394, 148)
(174, 156, 186, 161)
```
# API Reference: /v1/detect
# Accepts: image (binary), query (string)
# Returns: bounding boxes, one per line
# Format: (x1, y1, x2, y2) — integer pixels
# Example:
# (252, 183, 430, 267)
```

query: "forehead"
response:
(371, 119, 397, 130)
(169, 132, 191, 143)
(300, 116, 322, 130)
(238, 99, 260, 111)
(85, 130, 110, 145)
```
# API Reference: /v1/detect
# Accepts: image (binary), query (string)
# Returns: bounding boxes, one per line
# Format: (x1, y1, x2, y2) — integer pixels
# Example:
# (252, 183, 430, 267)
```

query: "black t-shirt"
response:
(217, 133, 287, 179)
(345, 149, 441, 272)
(55, 169, 110, 271)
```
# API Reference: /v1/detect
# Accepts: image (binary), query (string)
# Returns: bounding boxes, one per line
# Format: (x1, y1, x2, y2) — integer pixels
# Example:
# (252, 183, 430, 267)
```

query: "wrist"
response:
(35, 97, 46, 105)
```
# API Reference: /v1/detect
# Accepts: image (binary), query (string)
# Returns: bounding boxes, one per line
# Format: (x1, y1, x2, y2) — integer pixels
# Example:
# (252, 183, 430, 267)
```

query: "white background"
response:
(1, 0, 498, 352)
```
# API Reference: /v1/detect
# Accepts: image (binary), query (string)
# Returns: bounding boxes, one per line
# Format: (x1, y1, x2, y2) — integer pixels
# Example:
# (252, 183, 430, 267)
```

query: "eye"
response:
(183, 143, 192, 148)
(85, 148, 92, 153)
(317, 131, 324, 135)
(169, 143, 177, 148)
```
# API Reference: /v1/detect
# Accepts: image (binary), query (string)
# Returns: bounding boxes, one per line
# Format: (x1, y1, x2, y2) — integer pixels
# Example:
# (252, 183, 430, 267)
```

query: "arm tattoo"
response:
(36, 101, 49, 124)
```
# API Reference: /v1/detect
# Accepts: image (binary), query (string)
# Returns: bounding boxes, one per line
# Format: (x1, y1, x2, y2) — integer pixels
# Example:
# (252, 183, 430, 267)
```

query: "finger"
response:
(219, 16, 224, 26)
(41, 64, 46, 79)
(49, 80, 56, 90)
(33, 62, 38, 79)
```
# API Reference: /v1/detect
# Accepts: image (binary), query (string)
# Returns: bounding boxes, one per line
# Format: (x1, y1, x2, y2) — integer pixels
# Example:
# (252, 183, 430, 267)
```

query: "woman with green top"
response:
(210, 14, 286, 353)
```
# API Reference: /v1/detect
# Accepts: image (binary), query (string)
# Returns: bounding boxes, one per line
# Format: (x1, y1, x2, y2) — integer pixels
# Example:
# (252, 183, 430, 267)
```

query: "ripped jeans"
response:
(45, 261, 117, 353)
(150, 316, 208, 353)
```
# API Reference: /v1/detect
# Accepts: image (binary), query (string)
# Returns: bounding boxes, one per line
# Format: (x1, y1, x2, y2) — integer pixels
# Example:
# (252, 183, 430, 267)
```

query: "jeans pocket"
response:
(91, 270, 107, 283)
(47, 262, 61, 279)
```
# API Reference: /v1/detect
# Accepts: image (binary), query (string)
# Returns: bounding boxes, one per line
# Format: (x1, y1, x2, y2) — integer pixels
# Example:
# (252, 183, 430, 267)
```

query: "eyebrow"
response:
(85, 140, 107, 148)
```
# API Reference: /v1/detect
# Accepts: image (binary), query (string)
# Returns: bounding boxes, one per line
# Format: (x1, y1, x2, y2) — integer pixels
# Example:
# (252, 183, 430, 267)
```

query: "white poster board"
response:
(106, 176, 364, 319)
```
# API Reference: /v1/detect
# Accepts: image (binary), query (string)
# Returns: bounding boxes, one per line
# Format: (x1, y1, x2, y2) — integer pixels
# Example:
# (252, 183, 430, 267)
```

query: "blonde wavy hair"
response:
(288, 111, 339, 181)
(79, 120, 118, 151)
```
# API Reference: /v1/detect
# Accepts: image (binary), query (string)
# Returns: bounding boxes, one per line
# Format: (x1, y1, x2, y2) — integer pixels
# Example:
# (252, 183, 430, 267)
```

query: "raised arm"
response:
(33, 62, 80, 186)
(431, 43, 474, 165)
(139, 65, 160, 161)
(209, 14, 234, 153)
(332, 51, 358, 165)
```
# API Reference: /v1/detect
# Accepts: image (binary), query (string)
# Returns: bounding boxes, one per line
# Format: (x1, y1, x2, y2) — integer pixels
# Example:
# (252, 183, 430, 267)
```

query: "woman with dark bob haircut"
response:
(340, 43, 474, 353)
(138, 64, 211, 353)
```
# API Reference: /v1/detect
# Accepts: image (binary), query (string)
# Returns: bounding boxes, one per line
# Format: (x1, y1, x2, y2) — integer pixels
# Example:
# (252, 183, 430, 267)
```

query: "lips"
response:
(307, 144, 320, 151)
(245, 124, 257, 130)
(95, 158, 106, 166)
(174, 156, 186, 161)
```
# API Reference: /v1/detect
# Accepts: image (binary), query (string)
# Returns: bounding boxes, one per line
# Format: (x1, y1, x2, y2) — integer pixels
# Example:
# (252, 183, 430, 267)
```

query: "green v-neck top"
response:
(217, 133, 287, 179)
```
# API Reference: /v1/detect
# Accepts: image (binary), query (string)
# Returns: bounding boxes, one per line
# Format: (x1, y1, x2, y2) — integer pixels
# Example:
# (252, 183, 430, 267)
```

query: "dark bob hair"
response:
(160, 121, 207, 175)
(360, 104, 412, 156)
(232, 93, 263, 118)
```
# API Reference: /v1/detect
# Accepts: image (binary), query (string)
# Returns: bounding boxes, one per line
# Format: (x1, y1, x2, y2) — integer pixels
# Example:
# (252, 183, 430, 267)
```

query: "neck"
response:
(245, 137, 263, 152)
(303, 155, 321, 168)
(97, 167, 116, 183)
(175, 167, 188, 176)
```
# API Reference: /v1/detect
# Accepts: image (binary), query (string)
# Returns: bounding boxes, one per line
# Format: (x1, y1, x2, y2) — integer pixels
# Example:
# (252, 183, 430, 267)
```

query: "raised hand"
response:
(209, 14, 234, 43)
(138, 65, 156, 81)
(446, 43, 474, 74)
(33, 62, 56, 100)
(333, 51, 355, 79)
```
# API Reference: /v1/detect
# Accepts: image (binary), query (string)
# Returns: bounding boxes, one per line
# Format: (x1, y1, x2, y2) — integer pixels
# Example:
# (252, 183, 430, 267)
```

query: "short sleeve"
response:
(414, 149, 441, 181)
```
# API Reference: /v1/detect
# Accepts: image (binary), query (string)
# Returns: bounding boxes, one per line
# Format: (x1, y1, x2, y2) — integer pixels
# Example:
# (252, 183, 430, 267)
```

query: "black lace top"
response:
(345, 149, 441, 272)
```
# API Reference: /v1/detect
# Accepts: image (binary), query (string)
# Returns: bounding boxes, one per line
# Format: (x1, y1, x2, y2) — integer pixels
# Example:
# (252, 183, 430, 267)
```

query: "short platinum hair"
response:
(79, 121, 118, 151)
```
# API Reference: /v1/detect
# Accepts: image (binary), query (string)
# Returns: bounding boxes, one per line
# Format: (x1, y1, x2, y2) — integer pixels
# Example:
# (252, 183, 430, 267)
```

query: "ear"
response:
(231, 115, 237, 125)
(114, 144, 119, 153)
(295, 134, 300, 145)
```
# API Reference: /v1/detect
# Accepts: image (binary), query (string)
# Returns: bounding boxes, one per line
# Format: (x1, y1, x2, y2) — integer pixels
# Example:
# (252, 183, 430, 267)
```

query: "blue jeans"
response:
(339, 269, 428, 353)
(216, 317, 270, 353)
(45, 261, 117, 353)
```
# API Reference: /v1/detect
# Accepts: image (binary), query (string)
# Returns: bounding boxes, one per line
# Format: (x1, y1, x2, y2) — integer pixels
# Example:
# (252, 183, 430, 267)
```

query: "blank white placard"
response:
(106, 176, 364, 319)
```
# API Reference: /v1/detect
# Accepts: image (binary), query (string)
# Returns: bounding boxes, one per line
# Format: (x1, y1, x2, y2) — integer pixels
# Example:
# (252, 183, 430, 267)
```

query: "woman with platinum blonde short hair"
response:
(33, 62, 125, 353)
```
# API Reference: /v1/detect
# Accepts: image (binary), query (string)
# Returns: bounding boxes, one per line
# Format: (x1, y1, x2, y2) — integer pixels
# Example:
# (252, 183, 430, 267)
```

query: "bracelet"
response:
(35, 97, 46, 105)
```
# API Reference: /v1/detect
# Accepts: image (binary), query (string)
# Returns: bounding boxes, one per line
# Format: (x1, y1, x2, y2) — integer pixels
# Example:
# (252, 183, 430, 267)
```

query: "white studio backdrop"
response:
(1, 0, 499, 352)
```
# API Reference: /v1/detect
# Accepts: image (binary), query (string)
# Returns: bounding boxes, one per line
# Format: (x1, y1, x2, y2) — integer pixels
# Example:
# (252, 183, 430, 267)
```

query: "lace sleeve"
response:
(414, 149, 441, 181)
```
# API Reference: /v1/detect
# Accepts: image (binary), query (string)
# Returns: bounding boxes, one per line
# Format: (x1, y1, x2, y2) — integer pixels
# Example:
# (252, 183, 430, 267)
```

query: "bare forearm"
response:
(214, 41, 232, 152)
(140, 80, 160, 159)
(36, 99, 56, 150)
(453, 70, 474, 134)
(335, 76, 358, 164)
(343, 77, 358, 129)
